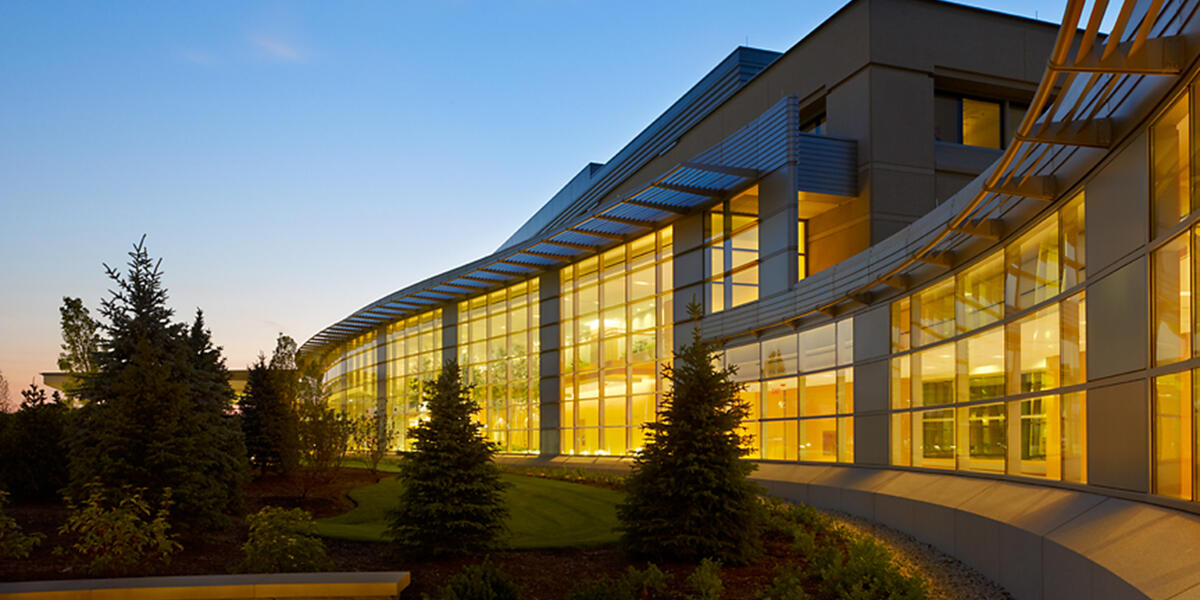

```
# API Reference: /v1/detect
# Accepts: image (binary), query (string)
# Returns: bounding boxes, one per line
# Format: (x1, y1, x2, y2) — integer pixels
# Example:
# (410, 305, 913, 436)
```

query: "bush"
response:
(756, 565, 810, 600)
(56, 481, 180, 576)
(434, 560, 519, 600)
(388, 362, 508, 558)
(687, 558, 723, 600)
(618, 302, 761, 564)
(566, 564, 668, 600)
(497, 464, 627, 490)
(813, 535, 928, 600)
(239, 506, 331, 573)
(0, 490, 43, 559)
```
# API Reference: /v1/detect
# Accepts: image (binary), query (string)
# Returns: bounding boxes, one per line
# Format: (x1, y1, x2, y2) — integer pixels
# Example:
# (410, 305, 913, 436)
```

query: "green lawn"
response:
(315, 473, 625, 549)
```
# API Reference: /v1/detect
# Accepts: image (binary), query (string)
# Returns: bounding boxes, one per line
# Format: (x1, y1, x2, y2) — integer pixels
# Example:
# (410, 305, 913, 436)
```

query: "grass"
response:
(315, 473, 625, 549)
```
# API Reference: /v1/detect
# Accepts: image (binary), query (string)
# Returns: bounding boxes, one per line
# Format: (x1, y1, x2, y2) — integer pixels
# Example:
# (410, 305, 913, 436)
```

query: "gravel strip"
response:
(822, 509, 1013, 600)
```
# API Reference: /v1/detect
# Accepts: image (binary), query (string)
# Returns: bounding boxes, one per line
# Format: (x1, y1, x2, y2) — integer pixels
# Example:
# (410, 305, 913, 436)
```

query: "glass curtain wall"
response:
(706, 186, 759, 313)
(559, 228, 673, 455)
(323, 330, 381, 425)
(458, 281, 540, 454)
(722, 319, 854, 462)
(385, 310, 442, 450)
(1151, 89, 1200, 501)
(889, 193, 1087, 481)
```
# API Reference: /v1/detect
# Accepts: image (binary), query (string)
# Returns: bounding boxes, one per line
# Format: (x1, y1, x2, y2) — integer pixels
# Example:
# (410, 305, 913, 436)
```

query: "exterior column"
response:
(375, 328, 388, 438)
(538, 270, 561, 456)
(851, 304, 890, 466)
(441, 302, 458, 368)
(757, 166, 798, 299)
(671, 212, 706, 352)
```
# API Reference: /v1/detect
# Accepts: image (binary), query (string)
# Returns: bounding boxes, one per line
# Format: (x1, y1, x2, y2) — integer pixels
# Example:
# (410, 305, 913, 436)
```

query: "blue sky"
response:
(0, 0, 1065, 399)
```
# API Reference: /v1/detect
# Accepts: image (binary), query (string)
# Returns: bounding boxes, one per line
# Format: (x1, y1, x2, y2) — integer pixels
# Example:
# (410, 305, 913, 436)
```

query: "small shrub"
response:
(0, 490, 43, 559)
(239, 506, 331, 573)
(56, 482, 180, 576)
(566, 564, 668, 600)
(816, 535, 928, 600)
(756, 565, 810, 600)
(435, 560, 519, 600)
(686, 558, 723, 600)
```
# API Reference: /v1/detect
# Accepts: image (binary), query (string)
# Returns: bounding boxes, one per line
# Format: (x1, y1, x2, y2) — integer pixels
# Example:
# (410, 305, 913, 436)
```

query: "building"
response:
(302, 0, 1200, 597)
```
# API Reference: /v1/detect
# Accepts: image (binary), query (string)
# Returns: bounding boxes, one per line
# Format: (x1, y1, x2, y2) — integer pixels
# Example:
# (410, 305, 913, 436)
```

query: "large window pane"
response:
(1008, 305, 1060, 394)
(1155, 371, 1193, 500)
(915, 279, 956, 346)
(1007, 216, 1060, 312)
(799, 324, 836, 373)
(1018, 396, 1060, 479)
(1153, 93, 1191, 238)
(915, 344, 955, 407)
(799, 418, 837, 462)
(1154, 233, 1191, 365)
(966, 327, 1005, 401)
(958, 252, 1005, 331)
(960, 402, 1005, 472)
(962, 97, 1002, 149)
(1062, 392, 1087, 484)
(762, 334, 798, 377)
(915, 408, 955, 469)
(706, 186, 759, 313)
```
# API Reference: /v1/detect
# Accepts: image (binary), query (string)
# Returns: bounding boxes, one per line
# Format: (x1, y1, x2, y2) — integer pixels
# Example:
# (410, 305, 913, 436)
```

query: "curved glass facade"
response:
(886, 194, 1087, 481)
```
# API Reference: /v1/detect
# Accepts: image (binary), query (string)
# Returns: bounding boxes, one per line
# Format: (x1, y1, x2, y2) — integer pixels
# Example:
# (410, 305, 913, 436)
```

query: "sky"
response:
(0, 0, 1067, 401)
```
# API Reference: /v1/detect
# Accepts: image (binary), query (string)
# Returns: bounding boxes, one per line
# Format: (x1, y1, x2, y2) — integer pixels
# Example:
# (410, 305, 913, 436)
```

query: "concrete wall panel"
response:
(1086, 131, 1148, 274)
(854, 303, 891, 361)
(1087, 257, 1149, 380)
(1086, 379, 1149, 493)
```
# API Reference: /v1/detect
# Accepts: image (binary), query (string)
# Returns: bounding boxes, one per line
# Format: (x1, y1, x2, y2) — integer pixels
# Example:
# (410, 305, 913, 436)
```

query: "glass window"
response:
(892, 297, 911, 352)
(837, 319, 854, 366)
(891, 356, 911, 410)
(915, 344, 955, 407)
(1062, 392, 1087, 484)
(707, 186, 759, 313)
(1008, 305, 1060, 394)
(1061, 193, 1086, 289)
(801, 371, 837, 417)
(891, 412, 912, 467)
(915, 280, 956, 346)
(960, 402, 1005, 473)
(1017, 396, 1060, 479)
(915, 408, 955, 469)
(1155, 371, 1194, 500)
(1154, 233, 1191, 366)
(799, 418, 837, 462)
(962, 98, 1002, 149)
(965, 327, 1005, 402)
(1007, 216, 1060, 312)
(1153, 93, 1191, 238)
(799, 324, 836, 373)
(957, 252, 1005, 331)
(1061, 292, 1087, 387)
(559, 230, 671, 455)
(761, 334, 798, 377)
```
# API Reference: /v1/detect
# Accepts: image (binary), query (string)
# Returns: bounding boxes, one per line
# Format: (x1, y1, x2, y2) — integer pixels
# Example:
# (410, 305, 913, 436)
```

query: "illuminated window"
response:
(1155, 371, 1194, 500)
(1006, 215, 1060, 311)
(957, 252, 1004, 331)
(914, 279, 955, 346)
(798, 219, 808, 281)
(559, 229, 672, 455)
(458, 282, 539, 454)
(1154, 232, 1191, 366)
(1152, 93, 1191, 238)
(960, 402, 1005, 473)
(706, 186, 759, 313)
(935, 94, 1003, 149)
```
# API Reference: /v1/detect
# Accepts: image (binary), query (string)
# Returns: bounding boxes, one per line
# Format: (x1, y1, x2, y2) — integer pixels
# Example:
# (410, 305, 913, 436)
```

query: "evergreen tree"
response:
(0, 384, 69, 502)
(239, 335, 300, 476)
(388, 361, 507, 558)
(67, 237, 247, 530)
(617, 301, 762, 564)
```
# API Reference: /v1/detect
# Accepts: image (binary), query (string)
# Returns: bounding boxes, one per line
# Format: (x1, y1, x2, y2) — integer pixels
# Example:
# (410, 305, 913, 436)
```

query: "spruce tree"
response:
(388, 361, 508, 558)
(239, 336, 300, 476)
(617, 301, 762, 564)
(67, 238, 247, 530)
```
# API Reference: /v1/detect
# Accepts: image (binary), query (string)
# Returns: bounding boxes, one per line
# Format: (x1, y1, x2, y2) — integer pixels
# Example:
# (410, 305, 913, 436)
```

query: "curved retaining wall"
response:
(499, 456, 1200, 600)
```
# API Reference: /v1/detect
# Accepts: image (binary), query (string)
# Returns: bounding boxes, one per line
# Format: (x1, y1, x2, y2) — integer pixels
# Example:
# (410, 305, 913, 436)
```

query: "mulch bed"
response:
(0, 468, 817, 599)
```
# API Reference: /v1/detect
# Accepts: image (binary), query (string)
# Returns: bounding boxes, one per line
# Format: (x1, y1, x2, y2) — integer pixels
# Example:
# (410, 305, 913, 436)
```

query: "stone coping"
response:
(0, 571, 410, 600)
(498, 455, 1200, 600)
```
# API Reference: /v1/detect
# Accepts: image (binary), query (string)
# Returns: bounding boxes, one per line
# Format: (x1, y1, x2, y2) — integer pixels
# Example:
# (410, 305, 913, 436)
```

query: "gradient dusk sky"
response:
(0, 0, 1066, 400)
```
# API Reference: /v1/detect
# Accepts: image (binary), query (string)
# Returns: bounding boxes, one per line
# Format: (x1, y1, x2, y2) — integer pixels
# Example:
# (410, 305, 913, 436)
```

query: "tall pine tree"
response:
(617, 302, 762, 564)
(67, 238, 247, 530)
(388, 361, 508, 558)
